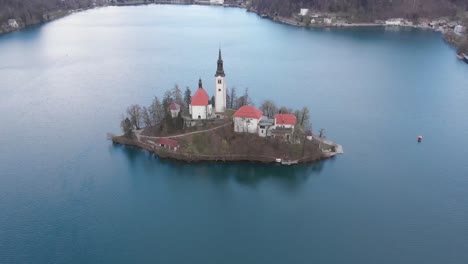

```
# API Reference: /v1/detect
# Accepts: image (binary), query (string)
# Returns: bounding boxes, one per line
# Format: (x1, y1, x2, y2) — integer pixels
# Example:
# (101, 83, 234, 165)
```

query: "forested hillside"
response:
(0, 0, 108, 25)
(250, 0, 468, 20)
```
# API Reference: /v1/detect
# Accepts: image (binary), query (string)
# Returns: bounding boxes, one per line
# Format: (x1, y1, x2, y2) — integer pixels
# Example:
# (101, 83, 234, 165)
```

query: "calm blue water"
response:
(1, 5, 468, 264)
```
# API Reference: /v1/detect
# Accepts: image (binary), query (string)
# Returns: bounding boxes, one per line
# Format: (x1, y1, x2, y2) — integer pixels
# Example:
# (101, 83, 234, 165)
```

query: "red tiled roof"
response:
(158, 138, 179, 148)
(233, 105, 263, 119)
(168, 102, 180, 110)
(275, 114, 297, 126)
(191, 87, 209, 106)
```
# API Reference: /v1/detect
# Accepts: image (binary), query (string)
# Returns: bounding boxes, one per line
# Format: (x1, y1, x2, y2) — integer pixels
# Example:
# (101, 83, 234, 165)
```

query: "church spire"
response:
(198, 78, 203, 88)
(215, 49, 225, 77)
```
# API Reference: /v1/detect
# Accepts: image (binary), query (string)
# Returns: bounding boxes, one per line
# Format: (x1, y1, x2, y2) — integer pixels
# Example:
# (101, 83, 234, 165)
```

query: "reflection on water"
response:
(112, 144, 325, 191)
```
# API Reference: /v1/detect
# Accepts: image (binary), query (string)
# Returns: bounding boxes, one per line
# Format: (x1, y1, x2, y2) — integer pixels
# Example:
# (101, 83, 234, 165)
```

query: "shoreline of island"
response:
(110, 127, 343, 165)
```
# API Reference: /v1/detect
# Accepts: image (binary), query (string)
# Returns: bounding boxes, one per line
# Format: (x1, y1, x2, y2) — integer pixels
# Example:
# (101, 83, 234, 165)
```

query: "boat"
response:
(281, 160, 298, 166)
(275, 158, 282, 163)
(456, 53, 464, 60)
(418, 135, 423, 142)
(464, 54, 468, 64)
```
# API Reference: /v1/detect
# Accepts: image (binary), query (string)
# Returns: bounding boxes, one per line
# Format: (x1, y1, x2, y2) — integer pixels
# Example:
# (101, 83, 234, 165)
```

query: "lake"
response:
(1, 4, 468, 264)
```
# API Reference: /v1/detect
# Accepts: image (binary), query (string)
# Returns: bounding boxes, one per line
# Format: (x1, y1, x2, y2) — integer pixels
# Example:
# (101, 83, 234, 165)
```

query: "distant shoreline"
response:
(1, 2, 464, 58)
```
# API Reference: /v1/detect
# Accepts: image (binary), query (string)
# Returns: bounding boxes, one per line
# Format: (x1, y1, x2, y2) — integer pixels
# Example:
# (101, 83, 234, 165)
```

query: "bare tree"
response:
(162, 90, 173, 117)
(149, 96, 164, 126)
(229, 86, 237, 109)
(319, 128, 326, 138)
(300, 107, 310, 127)
(260, 100, 278, 118)
(236, 88, 251, 108)
(142, 106, 152, 127)
(278, 106, 293, 114)
(172, 84, 184, 108)
(126, 104, 143, 130)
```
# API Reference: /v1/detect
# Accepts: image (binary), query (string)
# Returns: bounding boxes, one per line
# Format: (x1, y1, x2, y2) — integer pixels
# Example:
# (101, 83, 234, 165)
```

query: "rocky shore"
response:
(111, 133, 339, 165)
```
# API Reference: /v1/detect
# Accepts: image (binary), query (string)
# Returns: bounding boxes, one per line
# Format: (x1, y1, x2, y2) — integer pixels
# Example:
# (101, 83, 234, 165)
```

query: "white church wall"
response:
(234, 117, 259, 134)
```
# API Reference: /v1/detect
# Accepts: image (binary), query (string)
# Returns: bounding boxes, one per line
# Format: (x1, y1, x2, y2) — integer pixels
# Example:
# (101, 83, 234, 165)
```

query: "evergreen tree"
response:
(120, 117, 133, 137)
(210, 96, 215, 107)
(184, 87, 191, 109)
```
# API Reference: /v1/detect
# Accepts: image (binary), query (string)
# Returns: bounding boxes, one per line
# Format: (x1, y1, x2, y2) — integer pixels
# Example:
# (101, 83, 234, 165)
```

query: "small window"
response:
(218, 79, 222, 84)
(218, 89, 221, 92)
(198, 115, 201, 119)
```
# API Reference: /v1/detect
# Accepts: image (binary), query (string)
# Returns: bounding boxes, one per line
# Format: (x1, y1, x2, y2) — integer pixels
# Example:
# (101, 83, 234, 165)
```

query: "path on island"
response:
(134, 121, 233, 145)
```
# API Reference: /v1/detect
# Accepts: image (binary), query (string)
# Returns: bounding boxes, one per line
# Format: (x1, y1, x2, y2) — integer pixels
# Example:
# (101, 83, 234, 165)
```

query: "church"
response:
(188, 49, 227, 121)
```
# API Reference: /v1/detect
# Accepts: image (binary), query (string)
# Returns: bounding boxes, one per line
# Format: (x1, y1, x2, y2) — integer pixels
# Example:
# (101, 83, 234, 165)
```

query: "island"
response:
(111, 49, 343, 165)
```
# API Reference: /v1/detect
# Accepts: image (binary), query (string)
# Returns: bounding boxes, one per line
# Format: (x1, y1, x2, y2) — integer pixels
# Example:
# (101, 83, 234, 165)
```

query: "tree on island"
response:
(142, 106, 152, 127)
(120, 117, 133, 137)
(126, 104, 143, 130)
(149, 96, 164, 126)
(210, 96, 215, 107)
(319, 128, 326, 138)
(236, 88, 252, 108)
(176, 111, 184, 130)
(279, 106, 293, 114)
(184, 87, 191, 109)
(260, 100, 278, 118)
(172, 84, 185, 109)
(226, 87, 238, 109)
(162, 90, 173, 112)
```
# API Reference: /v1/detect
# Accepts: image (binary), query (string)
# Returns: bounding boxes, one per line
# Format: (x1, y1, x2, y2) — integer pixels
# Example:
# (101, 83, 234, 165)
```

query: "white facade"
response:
(215, 76, 226, 113)
(234, 117, 260, 134)
(190, 105, 212, 120)
(274, 123, 295, 129)
(170, 109, 180, 118)
(299, 9, 309, 16)
(258, 124, 273, 137)
(385, 18, 403, 26)
(455, 25, 466, 36)
(210, 0, 224, 5)
(324, 18, 332, 25)
(8, 19, 19, 28)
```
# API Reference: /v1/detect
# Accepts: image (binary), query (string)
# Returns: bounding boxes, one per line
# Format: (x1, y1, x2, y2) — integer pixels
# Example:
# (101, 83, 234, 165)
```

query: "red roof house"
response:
(168, 102, 180, 111)
(275, 114, 297, 126)
(157, 138, 179, 150)
(233, 105, 263, 119)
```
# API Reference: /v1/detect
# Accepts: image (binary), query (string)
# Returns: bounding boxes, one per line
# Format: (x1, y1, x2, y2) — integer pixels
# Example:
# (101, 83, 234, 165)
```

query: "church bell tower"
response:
(214, 49, 226, 113)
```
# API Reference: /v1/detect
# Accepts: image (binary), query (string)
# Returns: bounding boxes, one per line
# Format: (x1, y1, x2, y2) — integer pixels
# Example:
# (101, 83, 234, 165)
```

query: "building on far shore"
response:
(189, 79, 212, 120)
(8, 19, 19, 28)
(455, 25, 466, 36)
(385, 18, 403, 26)
(210, 0, 224, 5)
(299, 8, 309, 16)
(233, 105, 263, 134)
